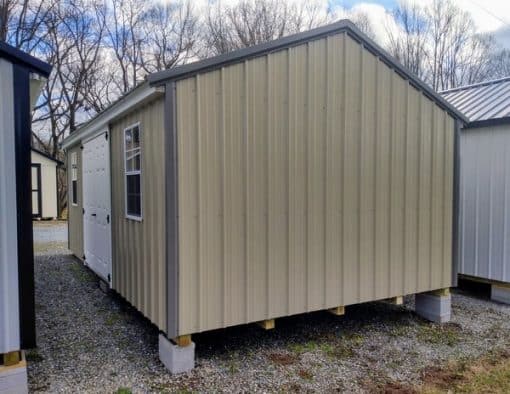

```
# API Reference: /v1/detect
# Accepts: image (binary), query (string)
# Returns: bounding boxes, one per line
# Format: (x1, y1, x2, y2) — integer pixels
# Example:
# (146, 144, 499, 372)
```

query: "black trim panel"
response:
(0, 41, 52, 76)
(13, 64, 36, 349)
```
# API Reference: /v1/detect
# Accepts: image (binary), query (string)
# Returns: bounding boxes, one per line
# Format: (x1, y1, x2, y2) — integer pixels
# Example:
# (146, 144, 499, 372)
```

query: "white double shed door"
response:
(82, 131, 112, 284)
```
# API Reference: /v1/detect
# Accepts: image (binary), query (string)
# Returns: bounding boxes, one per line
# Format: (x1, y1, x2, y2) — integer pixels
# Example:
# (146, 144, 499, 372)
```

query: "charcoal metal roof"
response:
(440, 77, 510, 127)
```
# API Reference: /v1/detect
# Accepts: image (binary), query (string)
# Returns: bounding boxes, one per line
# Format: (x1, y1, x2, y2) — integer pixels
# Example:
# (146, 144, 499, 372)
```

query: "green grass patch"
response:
(417, 323, 462, 346)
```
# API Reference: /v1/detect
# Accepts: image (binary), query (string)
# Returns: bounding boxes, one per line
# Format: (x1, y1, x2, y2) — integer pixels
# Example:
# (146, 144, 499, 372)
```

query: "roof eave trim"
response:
(0, 42, 52, 77)
(61, 84, 164, 150)
(147, 19, 467, 123)
(463, 116, 510, 129)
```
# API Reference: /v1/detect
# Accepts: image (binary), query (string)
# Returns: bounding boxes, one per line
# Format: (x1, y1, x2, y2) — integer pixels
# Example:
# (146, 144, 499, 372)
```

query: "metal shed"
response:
(62, 20, 467, 373)
(441, 77, 510, 303)
(31, 148, 63, 219)
(0, 42, 51, 392)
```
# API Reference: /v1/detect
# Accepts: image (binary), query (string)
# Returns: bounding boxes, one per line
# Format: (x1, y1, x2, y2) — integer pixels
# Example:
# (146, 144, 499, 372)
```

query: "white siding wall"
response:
(31, 151, 58, 218)
(459, 124, 510, 283)
(0, 58, 20, 353)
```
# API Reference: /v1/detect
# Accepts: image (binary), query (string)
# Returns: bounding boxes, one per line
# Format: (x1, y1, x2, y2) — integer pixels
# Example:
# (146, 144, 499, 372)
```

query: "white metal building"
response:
(0, 42, 51, 392)
(441, 77, 510, 303)
(31, 148, 62, 219)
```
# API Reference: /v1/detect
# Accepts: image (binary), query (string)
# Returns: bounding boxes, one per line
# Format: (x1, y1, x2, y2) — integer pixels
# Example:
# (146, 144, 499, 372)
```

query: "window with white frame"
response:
(124, 123, 142, 219)
(71, 152, 78, 205)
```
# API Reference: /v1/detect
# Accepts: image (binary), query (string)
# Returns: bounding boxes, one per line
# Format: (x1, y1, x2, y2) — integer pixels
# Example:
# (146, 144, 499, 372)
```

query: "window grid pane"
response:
(124, 124, 142, 218)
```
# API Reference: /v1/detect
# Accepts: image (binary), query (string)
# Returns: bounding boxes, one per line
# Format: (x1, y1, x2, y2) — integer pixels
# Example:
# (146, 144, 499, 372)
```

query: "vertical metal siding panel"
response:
(442, 115, 454, 288)
(324, 34, 342, 307)
(404, 86, 420, 294)
(222, 63, 246, 325)
(267, 50, 289, 316)
(342, 36, 361, 305)
(307, 39, 327, 310)
(390, 74, 406, 296)
(359, 47, 377, 303)
(430, 106, 445, 288)
(374, 60, 391, 299)
(177, 77, 199, 333)
(246, 56, 268, 321)
(111, 98, 166, 331)
(417, 97, 433, 291)
(287, 45, 308, 315)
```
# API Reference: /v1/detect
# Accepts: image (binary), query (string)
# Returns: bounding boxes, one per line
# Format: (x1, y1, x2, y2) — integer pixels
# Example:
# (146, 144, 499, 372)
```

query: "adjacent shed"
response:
(0, 42, 51, 391)
(441, 77, 510, 303)
(31, 147, 62, 219)
(62, 20, 466, 372)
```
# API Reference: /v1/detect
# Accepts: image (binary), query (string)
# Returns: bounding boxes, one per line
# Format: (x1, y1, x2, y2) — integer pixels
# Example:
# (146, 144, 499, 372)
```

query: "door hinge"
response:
(108, 274, 111, 283)
(82, 254, 86, 260)
(105, 132, 108, 140)
(82, 208, 85, 214)
(107, 214, 110, 224)
(80, 145, 84, 150)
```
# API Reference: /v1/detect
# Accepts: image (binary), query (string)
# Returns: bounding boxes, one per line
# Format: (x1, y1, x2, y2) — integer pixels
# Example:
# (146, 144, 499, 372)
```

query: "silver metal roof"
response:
(440, 77, 510, 123)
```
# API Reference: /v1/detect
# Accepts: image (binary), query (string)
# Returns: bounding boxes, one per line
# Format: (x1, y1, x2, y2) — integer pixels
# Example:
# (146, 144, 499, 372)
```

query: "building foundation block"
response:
(0, 351, 28, 394)
(491, 285, 510, 304)
(415, 291, 451, 323)
(158, 334, 195, 374)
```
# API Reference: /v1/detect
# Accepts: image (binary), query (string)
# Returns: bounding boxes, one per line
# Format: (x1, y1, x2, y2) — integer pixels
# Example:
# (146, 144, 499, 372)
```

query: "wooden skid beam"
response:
(387, 296, 404, 305)
(257, 319, 275, 330)
(328, 306, 345, 316)
(2, 351, 21, 366)
(174, 335, 192, 347)
(430, 288, 450, 297)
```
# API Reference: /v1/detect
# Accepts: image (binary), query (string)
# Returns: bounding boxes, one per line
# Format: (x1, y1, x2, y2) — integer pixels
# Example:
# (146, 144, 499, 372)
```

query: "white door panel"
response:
(82, 131, 112, 283)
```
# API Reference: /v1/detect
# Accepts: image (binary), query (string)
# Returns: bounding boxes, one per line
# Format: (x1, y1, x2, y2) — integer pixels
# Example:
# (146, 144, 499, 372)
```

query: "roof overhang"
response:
(463, 116, 510, 130)
(0, 42, 52, 77)
(148, 19, 468, 124)
(61, 83, 164, 150)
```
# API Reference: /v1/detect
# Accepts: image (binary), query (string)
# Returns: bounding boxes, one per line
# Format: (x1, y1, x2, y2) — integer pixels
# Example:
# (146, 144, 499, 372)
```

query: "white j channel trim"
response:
(61, 83, 164, 150)
(0, 58, 20, 354)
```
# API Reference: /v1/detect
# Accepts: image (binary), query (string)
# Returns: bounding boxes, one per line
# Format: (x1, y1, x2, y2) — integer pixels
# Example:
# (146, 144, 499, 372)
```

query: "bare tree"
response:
(205, 0, 330, 56)
(141, 1, 199, 73)
(104, 0, 146, 94)
(491, 49, 510, 79)
(386, 2, 428, 79)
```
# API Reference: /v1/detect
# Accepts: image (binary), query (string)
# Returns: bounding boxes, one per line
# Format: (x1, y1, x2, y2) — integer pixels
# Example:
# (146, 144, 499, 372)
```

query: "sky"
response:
(334, 0, 510, 48)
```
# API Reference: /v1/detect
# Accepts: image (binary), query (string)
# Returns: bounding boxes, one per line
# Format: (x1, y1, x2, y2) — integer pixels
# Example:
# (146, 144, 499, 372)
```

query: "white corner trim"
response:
(0, 58, 20, 353)
(61, 83, 164, 150)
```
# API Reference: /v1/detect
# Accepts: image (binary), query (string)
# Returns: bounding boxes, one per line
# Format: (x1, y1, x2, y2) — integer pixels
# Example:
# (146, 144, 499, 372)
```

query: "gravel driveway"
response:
(29, 223, 510, 393)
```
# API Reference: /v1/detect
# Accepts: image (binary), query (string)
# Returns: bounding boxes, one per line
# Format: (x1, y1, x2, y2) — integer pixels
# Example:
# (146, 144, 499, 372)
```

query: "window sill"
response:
(125, 215, 142, 222)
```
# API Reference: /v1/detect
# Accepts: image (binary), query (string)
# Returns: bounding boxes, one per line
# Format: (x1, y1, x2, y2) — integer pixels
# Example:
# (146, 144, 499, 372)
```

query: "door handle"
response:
(91, 213, 97, 217)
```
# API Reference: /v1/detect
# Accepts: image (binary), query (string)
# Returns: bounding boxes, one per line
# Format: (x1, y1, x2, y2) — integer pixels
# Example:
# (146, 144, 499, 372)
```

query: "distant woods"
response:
(0, 0, 509, 215)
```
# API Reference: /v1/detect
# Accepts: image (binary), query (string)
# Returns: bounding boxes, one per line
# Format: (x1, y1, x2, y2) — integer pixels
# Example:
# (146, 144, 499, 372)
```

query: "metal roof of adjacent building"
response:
(440, 77, 510, 127)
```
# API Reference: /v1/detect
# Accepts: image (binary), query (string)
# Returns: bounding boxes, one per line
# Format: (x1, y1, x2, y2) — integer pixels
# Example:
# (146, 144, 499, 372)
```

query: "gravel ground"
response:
(29, 223, 510, 393)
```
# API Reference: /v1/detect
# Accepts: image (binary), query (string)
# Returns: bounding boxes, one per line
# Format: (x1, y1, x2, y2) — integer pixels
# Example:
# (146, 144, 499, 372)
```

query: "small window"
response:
(124, 123, 142, 219)
(71, 152, 78, 205)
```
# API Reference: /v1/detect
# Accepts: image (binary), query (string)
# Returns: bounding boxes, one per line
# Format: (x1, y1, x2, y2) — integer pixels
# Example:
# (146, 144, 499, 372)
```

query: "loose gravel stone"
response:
(29, 222, 510, 393)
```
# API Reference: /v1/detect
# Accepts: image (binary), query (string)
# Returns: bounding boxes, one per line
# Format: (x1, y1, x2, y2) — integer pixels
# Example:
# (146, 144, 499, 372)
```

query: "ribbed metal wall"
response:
(110, 98, 167, 331)
(459, 124, 510, 283)
(175, 32, 455, 335)
(67, 145, 84, 259)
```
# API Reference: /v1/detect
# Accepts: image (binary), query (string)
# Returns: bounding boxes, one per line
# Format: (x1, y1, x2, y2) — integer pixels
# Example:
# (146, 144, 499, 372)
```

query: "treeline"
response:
(0, 0, 508, 214)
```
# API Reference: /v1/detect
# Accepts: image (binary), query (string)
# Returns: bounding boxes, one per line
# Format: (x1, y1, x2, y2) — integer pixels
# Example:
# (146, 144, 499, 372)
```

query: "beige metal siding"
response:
(176, 32, 455, 335)
(110, 98, 167, 331)
(67, 145, 83, 259)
